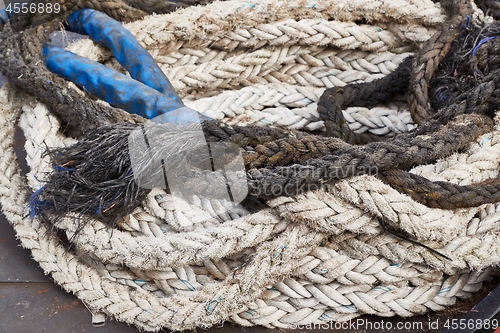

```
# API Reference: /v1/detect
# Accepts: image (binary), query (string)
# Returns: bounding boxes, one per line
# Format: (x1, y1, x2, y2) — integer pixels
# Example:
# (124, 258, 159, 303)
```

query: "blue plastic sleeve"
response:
(67, 8, 178, 99)
(43, 45, 190, 122)
(0, 8, 10, 24)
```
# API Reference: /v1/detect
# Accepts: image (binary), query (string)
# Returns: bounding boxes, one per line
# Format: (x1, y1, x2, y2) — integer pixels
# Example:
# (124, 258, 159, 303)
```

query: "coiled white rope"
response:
(0, 0, 498, 331)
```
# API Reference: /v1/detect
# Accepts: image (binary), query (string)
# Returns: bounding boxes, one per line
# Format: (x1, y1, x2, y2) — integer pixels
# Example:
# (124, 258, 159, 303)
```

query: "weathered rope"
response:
(67, 2, 437, 96)
(29, 0, 500, 222)
(381, 169, 500, 208)
(0, 0, 215, 136)
(1, 0, 500, 331)
(408, 0, 475, 124)
(317, 55, 414, 143)
(5, 80, 500, 330)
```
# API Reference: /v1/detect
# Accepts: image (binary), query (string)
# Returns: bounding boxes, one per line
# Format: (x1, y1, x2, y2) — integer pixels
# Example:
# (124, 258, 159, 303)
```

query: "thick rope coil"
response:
(4, 76, 499, 330)
(1, 0, 500, 331)
(34, 18, 500, 220)
(66, 0, 439, 96)
(185, 85, 414, 135)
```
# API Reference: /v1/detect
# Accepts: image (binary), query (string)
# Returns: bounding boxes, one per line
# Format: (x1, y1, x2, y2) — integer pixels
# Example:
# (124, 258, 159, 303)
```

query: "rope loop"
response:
(1, 0, 500, 331)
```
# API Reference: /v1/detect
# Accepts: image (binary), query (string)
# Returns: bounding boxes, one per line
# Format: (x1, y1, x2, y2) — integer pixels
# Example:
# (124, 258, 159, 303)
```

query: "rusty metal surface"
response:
(442, 283, 500, 333)
(1, 282, 136, 333)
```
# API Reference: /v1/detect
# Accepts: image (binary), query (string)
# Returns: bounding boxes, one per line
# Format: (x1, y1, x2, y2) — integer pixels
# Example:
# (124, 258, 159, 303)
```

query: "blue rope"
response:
(43, 45, 189, 122)
(43, 9, 208, 123)
(67, 9, 178, 97)
(0, 8, 10, 24)
(54, 165, 75, 172)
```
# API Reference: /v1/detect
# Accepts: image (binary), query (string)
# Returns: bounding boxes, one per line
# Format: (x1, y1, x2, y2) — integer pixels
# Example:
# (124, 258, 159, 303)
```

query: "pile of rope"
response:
(1, 0, 500, 331)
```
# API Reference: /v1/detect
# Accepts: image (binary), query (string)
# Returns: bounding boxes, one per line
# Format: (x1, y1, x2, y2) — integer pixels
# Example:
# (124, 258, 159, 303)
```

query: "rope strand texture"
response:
(2, 0, 500, 331)
(6, 78, 500, 331)
(31, 0, 499, 221)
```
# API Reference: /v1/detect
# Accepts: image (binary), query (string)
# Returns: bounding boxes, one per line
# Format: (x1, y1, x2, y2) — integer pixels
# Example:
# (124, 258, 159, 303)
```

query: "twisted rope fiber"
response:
(10, 94, 500, 329)
(376, 14, 500, 208)
(317, 55, 415, 143)
(8, 0, 218, 30)
(2, 0, 500, 331)
(382, 169, 500, 208)
(28, 0, 500, 222)
(184, 83, 415, 135)
(8, 92, 500, 327)
(3, 0, 421, 224)
(102, 43, 414, 95)
(407, 0, 476, 125)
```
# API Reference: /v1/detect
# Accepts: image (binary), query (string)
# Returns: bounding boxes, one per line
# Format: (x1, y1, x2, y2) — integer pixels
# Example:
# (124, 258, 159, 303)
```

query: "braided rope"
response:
(5, 77, 499, 330)
(1, 0, 500, 331)
(184, 83, 415, 135)
(66, 0, 439, 95)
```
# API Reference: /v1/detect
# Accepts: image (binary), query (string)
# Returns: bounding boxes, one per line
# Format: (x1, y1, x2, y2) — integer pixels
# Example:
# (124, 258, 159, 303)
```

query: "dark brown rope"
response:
(408, 0, 474, 124)
(317, 56, 414, 144)
(380, 169, 500, 209)
(475, 0, 500, 20)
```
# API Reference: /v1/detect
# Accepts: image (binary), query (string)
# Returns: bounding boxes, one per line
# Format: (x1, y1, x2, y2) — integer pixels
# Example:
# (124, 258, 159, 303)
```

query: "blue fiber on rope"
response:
(437, 91, 450, 102)
(54, 165, 75, 172)
(67, 9, 178, 98)
(29, 186, 53, 218)
(43, 45, 191, 122)
(462, 16, 471, 28)
(94, 190, 122, 215)
(472, 36, 499, 57)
